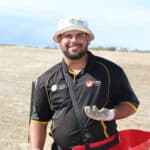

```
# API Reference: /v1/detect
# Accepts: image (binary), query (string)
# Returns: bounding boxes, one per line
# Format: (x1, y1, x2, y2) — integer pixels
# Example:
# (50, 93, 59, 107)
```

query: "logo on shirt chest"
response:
(51, 83, 67, 92)
(85, 80, 101, 87)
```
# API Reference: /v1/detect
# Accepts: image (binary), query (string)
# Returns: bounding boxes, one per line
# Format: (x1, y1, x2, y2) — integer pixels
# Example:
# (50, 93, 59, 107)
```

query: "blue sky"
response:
(0, 0, 150, 50)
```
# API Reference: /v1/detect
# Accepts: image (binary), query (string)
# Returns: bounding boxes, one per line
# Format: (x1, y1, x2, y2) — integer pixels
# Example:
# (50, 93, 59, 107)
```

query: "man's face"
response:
(58, 30, 91, 60)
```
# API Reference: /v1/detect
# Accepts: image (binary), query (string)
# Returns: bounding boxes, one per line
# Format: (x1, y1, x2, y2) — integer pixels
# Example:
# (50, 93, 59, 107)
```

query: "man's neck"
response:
(64, 54, 88, 74)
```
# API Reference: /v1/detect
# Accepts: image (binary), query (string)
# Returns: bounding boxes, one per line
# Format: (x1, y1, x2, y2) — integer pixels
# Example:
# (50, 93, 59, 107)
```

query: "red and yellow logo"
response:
(85, 80, 101, 87)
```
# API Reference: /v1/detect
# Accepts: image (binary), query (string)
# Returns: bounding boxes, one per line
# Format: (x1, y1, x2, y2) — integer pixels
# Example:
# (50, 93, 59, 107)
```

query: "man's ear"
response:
(88, 41, 91, 45)
(87, 34, 92, 41)
(86, 34, 91, 45)
(56, 35, 62, 43)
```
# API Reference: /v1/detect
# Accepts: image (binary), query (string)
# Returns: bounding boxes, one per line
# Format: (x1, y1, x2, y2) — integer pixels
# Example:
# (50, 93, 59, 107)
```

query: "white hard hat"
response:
(53, 16, 94, 42)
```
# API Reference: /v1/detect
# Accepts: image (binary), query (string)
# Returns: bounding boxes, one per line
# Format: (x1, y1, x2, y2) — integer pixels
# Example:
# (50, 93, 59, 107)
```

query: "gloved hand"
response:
(84, 105, 115, 121)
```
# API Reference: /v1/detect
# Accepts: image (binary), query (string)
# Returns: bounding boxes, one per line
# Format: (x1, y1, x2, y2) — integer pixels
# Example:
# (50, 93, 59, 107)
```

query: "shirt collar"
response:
(62, 59, 68, 73)
(84, 51, 96, 72)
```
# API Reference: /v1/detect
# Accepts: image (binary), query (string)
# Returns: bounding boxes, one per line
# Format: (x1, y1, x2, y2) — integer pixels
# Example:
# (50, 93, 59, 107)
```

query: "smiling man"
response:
(29, 16, 140, 150)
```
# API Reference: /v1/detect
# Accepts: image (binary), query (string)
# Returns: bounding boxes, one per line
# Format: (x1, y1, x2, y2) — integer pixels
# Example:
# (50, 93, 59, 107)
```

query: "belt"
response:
(72, 134, 118, 150)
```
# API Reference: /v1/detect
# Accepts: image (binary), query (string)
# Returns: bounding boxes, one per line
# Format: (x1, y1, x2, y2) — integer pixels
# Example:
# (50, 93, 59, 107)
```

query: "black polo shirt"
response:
(31, 51, 139, 148)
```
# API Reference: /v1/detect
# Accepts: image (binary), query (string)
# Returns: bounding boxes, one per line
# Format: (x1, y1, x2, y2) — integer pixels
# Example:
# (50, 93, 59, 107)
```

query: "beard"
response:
(60, 43, 88, 60)
(62, 50, 87, 60)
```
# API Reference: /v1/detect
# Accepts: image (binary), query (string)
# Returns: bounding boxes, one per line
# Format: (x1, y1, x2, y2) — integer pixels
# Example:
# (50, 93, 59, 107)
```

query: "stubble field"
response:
(0, 46, 150, 150)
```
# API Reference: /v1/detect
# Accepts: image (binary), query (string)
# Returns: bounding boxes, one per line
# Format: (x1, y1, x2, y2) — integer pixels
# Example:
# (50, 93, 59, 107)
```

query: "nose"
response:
(70, 36, 78, 42)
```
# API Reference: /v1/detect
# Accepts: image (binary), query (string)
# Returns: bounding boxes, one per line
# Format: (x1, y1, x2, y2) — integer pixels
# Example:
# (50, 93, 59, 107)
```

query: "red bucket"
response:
(110, 129, 150, 150)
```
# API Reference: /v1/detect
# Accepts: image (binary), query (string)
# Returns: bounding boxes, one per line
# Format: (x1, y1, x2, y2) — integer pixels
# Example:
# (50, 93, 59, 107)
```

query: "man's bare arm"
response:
(114, 102, 137, 120)
(29, 121, 48, 150)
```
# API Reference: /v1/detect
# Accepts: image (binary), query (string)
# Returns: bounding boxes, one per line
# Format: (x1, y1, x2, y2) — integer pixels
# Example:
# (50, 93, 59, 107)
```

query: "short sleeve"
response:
(31, 78, 54, 122)
(112, 68, 140, 108)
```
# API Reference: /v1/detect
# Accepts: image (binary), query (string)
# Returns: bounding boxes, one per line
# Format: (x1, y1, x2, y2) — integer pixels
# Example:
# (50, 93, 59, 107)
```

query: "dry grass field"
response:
(0, 46, 150, 150)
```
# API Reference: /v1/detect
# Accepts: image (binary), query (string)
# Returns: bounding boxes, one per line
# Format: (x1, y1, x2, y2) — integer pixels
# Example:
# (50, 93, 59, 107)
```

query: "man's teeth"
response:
(69, 45, 80, 48)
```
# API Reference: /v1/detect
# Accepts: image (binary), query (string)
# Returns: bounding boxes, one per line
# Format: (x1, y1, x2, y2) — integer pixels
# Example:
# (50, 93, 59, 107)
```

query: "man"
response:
(29, 16, 140, 150)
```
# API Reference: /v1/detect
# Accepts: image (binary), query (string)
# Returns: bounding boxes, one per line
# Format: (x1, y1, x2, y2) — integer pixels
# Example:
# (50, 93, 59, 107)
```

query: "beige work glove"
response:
(84, 105, 115, 121)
